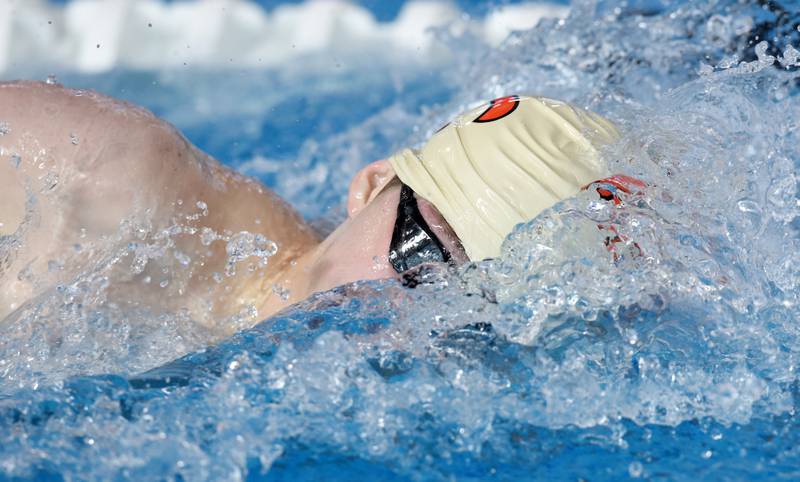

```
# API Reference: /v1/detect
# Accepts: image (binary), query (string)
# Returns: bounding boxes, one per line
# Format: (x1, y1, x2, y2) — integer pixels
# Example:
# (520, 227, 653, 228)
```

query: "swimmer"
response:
(0, 82, 622, 334)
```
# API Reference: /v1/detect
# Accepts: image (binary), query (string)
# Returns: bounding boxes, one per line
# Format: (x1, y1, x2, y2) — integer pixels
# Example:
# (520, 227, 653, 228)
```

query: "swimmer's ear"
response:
(347, 159, 396, 217)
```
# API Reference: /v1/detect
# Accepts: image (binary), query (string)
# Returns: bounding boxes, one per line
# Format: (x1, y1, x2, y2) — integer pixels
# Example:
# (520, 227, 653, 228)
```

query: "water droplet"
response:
(224, 231, 278, 276)
(780, 45, 800, 67)
(754, 40, 775, 65)
(200, 227, 218, 246)
(628, 461, 644, 477)
(173, 250, 191, 266)
(43, 172, 59, 190)
(272, 284, 291, 301)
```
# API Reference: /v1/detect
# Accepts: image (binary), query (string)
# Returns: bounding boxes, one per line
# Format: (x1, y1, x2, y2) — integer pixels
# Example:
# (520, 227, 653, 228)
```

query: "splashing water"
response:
(2, 0, 800, 480)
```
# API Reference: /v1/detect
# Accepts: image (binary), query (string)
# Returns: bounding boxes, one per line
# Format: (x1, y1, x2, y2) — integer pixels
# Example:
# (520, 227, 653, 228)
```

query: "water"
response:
(2, 0, 800, 480)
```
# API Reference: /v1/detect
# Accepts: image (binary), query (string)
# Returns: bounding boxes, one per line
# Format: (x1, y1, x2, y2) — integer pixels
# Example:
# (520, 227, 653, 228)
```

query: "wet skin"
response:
(0, 81, 462, 333)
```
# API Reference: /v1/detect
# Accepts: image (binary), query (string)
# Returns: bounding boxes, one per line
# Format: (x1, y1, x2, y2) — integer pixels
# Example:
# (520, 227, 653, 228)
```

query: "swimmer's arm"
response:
(0, 80, 317, 249)
(0, 81, 319, 323)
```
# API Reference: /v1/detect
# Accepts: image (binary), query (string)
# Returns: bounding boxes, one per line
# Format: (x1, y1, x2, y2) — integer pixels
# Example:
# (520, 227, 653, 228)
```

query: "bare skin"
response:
(0, 81, 468, 335)
(0, 81, 467, 334)
(0, 81, 322, 331)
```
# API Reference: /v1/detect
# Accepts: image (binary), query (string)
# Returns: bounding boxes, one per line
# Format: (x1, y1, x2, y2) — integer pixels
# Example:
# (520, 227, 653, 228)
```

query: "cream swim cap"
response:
(389, 95, 620, 261)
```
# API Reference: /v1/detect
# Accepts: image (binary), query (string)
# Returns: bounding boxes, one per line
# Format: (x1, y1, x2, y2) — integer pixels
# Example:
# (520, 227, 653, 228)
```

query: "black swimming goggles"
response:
(388, 183, 453, 274)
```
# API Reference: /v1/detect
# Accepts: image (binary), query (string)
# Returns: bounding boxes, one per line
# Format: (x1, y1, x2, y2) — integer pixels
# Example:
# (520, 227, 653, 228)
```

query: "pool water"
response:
(2, 0, 800, 480)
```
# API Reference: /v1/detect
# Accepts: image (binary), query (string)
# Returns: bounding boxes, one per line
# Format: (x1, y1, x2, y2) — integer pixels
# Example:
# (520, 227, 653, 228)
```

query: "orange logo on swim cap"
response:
(474, 95, 520, 123)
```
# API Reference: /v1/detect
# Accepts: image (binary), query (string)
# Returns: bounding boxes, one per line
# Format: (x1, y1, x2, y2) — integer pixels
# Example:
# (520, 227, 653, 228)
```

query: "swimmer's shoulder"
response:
(0, 81, 194, 172)
(0, 80, 157, 124)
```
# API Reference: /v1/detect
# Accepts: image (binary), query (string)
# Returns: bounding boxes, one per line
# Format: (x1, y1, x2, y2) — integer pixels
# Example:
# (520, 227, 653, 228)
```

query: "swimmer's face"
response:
(304, 161, 467, 294)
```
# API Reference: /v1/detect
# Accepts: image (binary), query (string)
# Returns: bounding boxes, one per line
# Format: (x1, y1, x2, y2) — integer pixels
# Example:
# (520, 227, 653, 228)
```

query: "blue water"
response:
(3, 0, 800, 480)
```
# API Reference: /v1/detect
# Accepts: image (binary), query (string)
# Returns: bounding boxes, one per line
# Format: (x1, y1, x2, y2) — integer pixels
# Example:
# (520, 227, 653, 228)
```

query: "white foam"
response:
(0, 0, 566, 73)
(483, 3, 565, 45)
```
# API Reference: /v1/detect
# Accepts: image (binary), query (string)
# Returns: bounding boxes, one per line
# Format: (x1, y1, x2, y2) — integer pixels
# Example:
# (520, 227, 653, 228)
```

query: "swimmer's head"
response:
(302, 95, 619, 294)
(388, 95, 620, 261)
